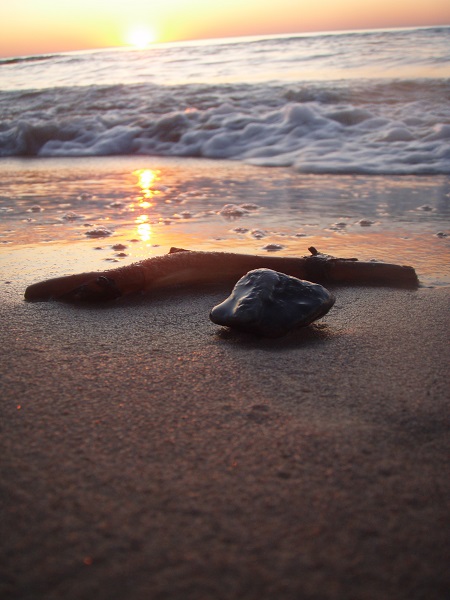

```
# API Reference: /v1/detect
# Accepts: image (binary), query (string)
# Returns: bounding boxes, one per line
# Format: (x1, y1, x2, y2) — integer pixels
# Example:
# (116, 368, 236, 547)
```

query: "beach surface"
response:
(2, 24, 450, 597)
(1, 276, 449, 600)
(1, 157, 449, 599)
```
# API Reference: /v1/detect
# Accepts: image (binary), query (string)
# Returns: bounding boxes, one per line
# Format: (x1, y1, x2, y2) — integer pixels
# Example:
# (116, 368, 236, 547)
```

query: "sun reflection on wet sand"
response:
(125, 169, 159, 242)
(135, 168, 160, 200)
(137, 222, 152, 242)
(0, 158, 449, 287)
(131, 169, 163, 241)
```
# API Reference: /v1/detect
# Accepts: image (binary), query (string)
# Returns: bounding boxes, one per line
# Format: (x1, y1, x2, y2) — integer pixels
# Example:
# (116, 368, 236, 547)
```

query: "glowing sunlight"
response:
(136, 222, 152, 242)
(133, 171, 160, 242)
(137, 169, 157, 190)
(125, 25, 157, 49)
(1, 0, 449, 57)
(135, 169, 159, 197)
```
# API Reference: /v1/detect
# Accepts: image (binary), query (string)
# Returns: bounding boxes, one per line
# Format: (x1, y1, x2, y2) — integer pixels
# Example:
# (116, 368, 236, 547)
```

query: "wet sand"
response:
(1, 157, 449, 286)
(1, 275, 449, 599)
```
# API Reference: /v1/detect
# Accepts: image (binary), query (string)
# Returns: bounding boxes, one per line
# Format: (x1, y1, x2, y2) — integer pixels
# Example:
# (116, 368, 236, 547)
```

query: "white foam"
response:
(0, 77, 449, 174)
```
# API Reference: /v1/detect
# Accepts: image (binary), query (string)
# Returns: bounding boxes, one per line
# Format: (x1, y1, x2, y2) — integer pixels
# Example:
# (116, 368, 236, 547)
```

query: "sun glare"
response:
(125, 25, 156, 49)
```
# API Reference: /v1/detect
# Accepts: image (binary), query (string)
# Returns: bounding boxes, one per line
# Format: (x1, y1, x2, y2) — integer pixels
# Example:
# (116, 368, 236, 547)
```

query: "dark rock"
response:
(210, 268, 335, 337)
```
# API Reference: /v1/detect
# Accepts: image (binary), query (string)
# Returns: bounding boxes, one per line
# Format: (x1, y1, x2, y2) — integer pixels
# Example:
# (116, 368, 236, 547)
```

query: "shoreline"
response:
(1, 157, 449, 288)
(1, 280, 449, 599)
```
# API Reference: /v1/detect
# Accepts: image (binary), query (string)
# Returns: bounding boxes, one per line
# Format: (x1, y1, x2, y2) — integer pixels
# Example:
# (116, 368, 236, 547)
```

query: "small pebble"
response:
(63, 211, 82, 220)
(219, 204, 249, 218)
(240, 203, 260, 211)
(250, 229, 267, 239)
(85, 226, 113, 238)
(262, 243, 284, 252)
(330, 222, 347, 231)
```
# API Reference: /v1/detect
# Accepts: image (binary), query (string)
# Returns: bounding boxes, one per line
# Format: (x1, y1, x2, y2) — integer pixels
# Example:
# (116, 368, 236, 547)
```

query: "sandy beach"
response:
(1, 157, 449, 599)
(2, 21, 450, 599)
(1, 270, 449, 599)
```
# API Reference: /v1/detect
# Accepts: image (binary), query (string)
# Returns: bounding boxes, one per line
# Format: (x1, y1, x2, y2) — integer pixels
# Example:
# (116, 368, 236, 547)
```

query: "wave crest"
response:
(0, 80, 449, 174)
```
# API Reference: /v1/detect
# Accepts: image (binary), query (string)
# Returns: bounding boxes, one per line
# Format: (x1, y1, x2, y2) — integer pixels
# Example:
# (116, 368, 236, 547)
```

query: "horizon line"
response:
(1, 23, 448, 61)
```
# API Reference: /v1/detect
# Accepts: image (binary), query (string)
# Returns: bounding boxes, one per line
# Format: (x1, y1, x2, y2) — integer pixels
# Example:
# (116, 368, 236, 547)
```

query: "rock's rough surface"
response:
(210, 268, 335, 337)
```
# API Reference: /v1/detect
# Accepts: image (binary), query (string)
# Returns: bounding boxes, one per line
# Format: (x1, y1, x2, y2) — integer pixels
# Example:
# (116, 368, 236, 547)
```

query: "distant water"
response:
(1, 27, 449, 175)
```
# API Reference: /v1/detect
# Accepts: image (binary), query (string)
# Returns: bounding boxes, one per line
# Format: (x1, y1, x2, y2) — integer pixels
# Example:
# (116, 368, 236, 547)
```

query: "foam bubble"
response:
(1, 78, 449, 174)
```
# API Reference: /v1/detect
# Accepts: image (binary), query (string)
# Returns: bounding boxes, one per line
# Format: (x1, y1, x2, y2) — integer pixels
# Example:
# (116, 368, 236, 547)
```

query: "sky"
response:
(1, 0, 449, 58)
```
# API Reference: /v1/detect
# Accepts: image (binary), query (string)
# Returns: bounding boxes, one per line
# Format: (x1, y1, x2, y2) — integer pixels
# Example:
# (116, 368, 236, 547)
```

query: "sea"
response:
(0, 26, 449, 287)
(1, 26, 450, 172)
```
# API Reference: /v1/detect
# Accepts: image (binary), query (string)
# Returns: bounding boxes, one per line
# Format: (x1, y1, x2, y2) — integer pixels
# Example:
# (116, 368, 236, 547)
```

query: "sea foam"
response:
(1, 27, 449, 175)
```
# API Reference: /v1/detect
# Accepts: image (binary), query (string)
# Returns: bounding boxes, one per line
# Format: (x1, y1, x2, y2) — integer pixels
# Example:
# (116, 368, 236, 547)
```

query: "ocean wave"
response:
(0, 80, 449, 175)
(0, 54, 61, 66)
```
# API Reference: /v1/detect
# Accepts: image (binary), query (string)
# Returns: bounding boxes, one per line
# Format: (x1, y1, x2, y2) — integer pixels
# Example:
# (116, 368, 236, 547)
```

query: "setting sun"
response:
(125, 25, 156, 49)
(0, 0, 449, 57)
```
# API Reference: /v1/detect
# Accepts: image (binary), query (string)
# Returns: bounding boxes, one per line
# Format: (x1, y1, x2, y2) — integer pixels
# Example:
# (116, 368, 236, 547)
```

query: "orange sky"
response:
(0, 0, 449, 58)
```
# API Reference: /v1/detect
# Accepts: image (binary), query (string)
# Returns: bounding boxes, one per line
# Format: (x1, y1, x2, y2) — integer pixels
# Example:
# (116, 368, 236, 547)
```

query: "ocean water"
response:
(0, 27, 449, 287)
(1, 26, 450, 174)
